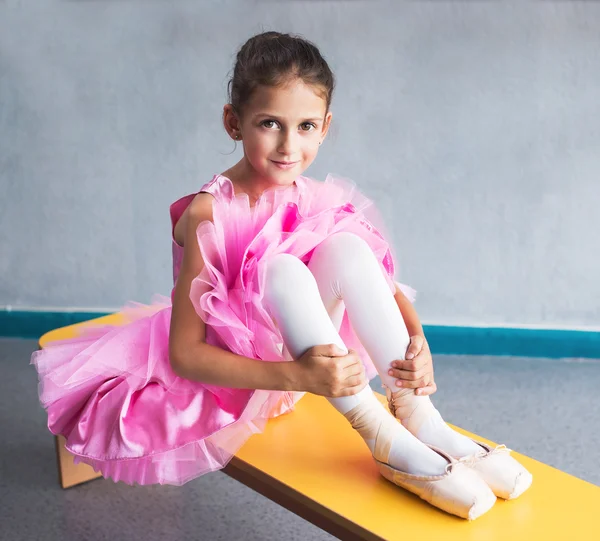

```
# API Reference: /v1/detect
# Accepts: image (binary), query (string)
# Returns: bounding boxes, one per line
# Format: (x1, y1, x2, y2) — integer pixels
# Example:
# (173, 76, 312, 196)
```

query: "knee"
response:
(264, 254, 314, 305)
(311, 232, 375, 276)
(320, 232, 372, 259)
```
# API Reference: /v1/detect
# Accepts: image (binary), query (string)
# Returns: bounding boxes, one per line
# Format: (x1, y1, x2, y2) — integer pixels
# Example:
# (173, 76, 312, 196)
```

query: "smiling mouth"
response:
(271, 160, 299, 165)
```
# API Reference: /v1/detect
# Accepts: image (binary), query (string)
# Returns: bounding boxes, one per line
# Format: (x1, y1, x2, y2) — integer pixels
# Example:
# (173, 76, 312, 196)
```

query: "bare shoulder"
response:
(174, 192, 215, 246)
(188, 192, 214, 221)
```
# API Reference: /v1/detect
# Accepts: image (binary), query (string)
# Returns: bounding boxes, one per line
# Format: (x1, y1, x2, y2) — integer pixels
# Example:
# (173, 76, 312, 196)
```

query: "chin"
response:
(263, 165, 304, 185)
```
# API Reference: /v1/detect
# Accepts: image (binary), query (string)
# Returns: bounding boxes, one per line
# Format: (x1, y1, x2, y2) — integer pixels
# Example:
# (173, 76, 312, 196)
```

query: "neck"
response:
(223, 159, 297, 203)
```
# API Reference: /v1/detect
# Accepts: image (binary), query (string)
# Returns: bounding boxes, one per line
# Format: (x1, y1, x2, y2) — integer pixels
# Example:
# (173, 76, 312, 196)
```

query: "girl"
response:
(32, 31, 531, 520)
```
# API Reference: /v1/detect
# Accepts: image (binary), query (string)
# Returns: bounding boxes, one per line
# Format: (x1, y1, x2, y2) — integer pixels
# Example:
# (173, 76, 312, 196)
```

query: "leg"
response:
(264, 252, 496, 519)
(308, 232, 532, 499)
(308, 233, 481, 454)
(264, 253, 448, 476)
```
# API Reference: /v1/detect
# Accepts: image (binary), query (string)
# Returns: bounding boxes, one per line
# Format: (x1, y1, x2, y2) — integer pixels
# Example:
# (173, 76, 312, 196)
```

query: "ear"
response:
(223, 104, 242, 140)
(321, 111, 333, 141)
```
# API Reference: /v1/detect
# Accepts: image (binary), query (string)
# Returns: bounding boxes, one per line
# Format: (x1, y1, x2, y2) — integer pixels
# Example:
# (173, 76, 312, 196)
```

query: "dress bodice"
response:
(169, 174, 306, 288)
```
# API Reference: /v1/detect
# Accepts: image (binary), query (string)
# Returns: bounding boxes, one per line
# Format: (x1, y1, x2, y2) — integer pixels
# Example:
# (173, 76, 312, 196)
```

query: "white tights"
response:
(262, 232, 480, 475)
(264, 232, 408, 407)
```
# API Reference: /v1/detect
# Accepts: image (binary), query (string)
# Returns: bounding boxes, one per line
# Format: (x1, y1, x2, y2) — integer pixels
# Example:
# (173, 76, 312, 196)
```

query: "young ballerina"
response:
(32, 31, 531, 520)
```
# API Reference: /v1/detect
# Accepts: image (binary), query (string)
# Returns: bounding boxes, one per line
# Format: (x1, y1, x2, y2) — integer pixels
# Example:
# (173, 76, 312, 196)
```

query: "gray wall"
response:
(1, 1, 599, 329)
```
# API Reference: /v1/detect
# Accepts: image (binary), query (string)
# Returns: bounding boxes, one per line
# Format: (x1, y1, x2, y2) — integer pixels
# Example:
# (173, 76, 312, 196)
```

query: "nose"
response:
(277, 129, 297, 157)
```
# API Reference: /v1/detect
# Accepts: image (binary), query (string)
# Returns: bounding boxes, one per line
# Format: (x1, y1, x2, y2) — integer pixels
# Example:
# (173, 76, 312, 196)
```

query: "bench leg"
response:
(54, 435, 102, 489)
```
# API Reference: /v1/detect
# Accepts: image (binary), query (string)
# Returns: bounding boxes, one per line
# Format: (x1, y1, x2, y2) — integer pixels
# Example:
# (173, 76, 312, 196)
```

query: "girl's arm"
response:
(393, 284, 425, 338)
(391, 283, 437, 395)
(168, 193, 294, 391)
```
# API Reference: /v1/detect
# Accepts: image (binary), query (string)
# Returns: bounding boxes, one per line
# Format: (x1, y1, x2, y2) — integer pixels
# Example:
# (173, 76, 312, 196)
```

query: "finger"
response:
(353, 373, 367, 386)
(339, 373, 365, 392)
(343, 362, 366, 380)
(391, 373, 431, 389)
(393, 355, 428, 372)
(317, 344, 347, 357)
(342, 381, 369, 396)
(310, 344, 330, 357)
(339, 352, 362, 370)
(342, 370, 365, 385)
(405, 335, 424, 360)
(389, 367, 429, 382)
(415, 382, 437, 396)
(308, 344, 347, 359)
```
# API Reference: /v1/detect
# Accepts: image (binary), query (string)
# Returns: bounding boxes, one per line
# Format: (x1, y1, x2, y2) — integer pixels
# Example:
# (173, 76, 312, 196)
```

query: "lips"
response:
(271, 160, 299, 170)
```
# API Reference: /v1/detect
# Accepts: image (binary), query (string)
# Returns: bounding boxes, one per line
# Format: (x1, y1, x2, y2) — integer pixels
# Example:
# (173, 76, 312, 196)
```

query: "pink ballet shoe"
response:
(375, 448, 497, 520)
(383, 385, 532, 501)
(343, 399, 496, 520)
(453, 441, 533, 500)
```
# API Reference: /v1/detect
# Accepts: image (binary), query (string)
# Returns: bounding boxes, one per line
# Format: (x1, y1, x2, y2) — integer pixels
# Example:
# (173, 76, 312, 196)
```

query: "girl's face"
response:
(227, 79, 332, 185)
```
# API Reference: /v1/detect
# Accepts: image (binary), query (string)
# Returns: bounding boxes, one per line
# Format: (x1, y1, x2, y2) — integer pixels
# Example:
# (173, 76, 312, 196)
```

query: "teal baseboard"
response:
(423, 325, 600, 359)
(0, 310, 110, 341)
(1, 309, 599, 359)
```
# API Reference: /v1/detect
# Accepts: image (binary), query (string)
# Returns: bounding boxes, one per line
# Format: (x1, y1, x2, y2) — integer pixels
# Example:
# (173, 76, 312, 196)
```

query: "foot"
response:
(343, 389, 448, 477)
(342, 393, 496, 519)
(385, 386, 532, 500)
(455, 442, 533, 500)
(384, 386, 482, 457)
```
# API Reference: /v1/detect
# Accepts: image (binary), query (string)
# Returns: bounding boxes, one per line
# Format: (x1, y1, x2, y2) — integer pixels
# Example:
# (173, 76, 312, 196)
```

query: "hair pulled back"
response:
(228, 31, 335, 116)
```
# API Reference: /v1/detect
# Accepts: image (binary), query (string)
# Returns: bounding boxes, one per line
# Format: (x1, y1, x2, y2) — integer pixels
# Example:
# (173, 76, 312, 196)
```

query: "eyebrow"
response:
(254, 114, 323, 122)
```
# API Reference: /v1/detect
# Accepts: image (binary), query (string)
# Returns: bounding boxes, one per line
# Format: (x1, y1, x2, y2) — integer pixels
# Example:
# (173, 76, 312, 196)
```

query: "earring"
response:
(235, 133, 241, 140)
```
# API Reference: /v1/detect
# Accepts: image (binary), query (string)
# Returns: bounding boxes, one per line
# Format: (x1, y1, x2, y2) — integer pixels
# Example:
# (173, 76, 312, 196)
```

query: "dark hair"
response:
(228, 31, 335, 116)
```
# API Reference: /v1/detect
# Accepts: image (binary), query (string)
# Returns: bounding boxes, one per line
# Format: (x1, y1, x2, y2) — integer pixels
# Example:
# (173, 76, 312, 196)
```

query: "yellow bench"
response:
(39, 315, 600, 540)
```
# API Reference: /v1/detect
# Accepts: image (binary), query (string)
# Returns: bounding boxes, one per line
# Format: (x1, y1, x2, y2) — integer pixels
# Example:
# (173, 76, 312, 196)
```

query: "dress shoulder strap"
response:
(198, 174, 235, 203)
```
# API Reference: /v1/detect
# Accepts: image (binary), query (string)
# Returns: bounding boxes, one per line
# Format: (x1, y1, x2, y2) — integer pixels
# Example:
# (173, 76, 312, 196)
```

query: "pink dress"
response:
(31, 173, 414, 486)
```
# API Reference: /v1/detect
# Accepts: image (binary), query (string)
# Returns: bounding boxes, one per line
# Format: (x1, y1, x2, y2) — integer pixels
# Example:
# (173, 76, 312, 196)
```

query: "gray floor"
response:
(1, 338, 598, 541)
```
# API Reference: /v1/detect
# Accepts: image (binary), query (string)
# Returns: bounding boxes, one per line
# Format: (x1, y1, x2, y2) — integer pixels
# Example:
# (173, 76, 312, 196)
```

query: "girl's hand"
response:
(292, 344, 368, 397)
(388, 335, 437, 396)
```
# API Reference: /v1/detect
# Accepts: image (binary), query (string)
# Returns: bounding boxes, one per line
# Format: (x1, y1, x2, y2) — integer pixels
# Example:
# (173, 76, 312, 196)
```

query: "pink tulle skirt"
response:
(31, 175, 413, 486)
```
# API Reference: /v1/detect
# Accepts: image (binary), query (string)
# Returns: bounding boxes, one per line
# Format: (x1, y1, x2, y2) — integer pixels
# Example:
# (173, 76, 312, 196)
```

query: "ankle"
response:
(384, 384, 436, 434)
(384, 385, 414, 415)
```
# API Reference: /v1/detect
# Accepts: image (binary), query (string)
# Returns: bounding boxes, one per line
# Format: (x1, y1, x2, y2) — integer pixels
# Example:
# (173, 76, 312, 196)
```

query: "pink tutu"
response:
(31, 174, 414, 485)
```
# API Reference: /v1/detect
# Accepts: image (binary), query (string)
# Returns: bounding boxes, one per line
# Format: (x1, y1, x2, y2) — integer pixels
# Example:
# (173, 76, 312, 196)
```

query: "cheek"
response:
(246, 133, 273, 158)
(302, 140, 320, 161)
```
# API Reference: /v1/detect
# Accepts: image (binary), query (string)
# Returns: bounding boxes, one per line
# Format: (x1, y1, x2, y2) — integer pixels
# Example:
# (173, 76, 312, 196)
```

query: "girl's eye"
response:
(262, 120, 278, 129)
(300, 122, 316, 132)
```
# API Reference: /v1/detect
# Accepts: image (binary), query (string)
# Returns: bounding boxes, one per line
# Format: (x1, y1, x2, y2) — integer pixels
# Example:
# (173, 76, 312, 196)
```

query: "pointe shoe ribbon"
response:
(342, 397, 496, 520)
(383, 384, 437, 433)
(456, 443, 509, 467)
